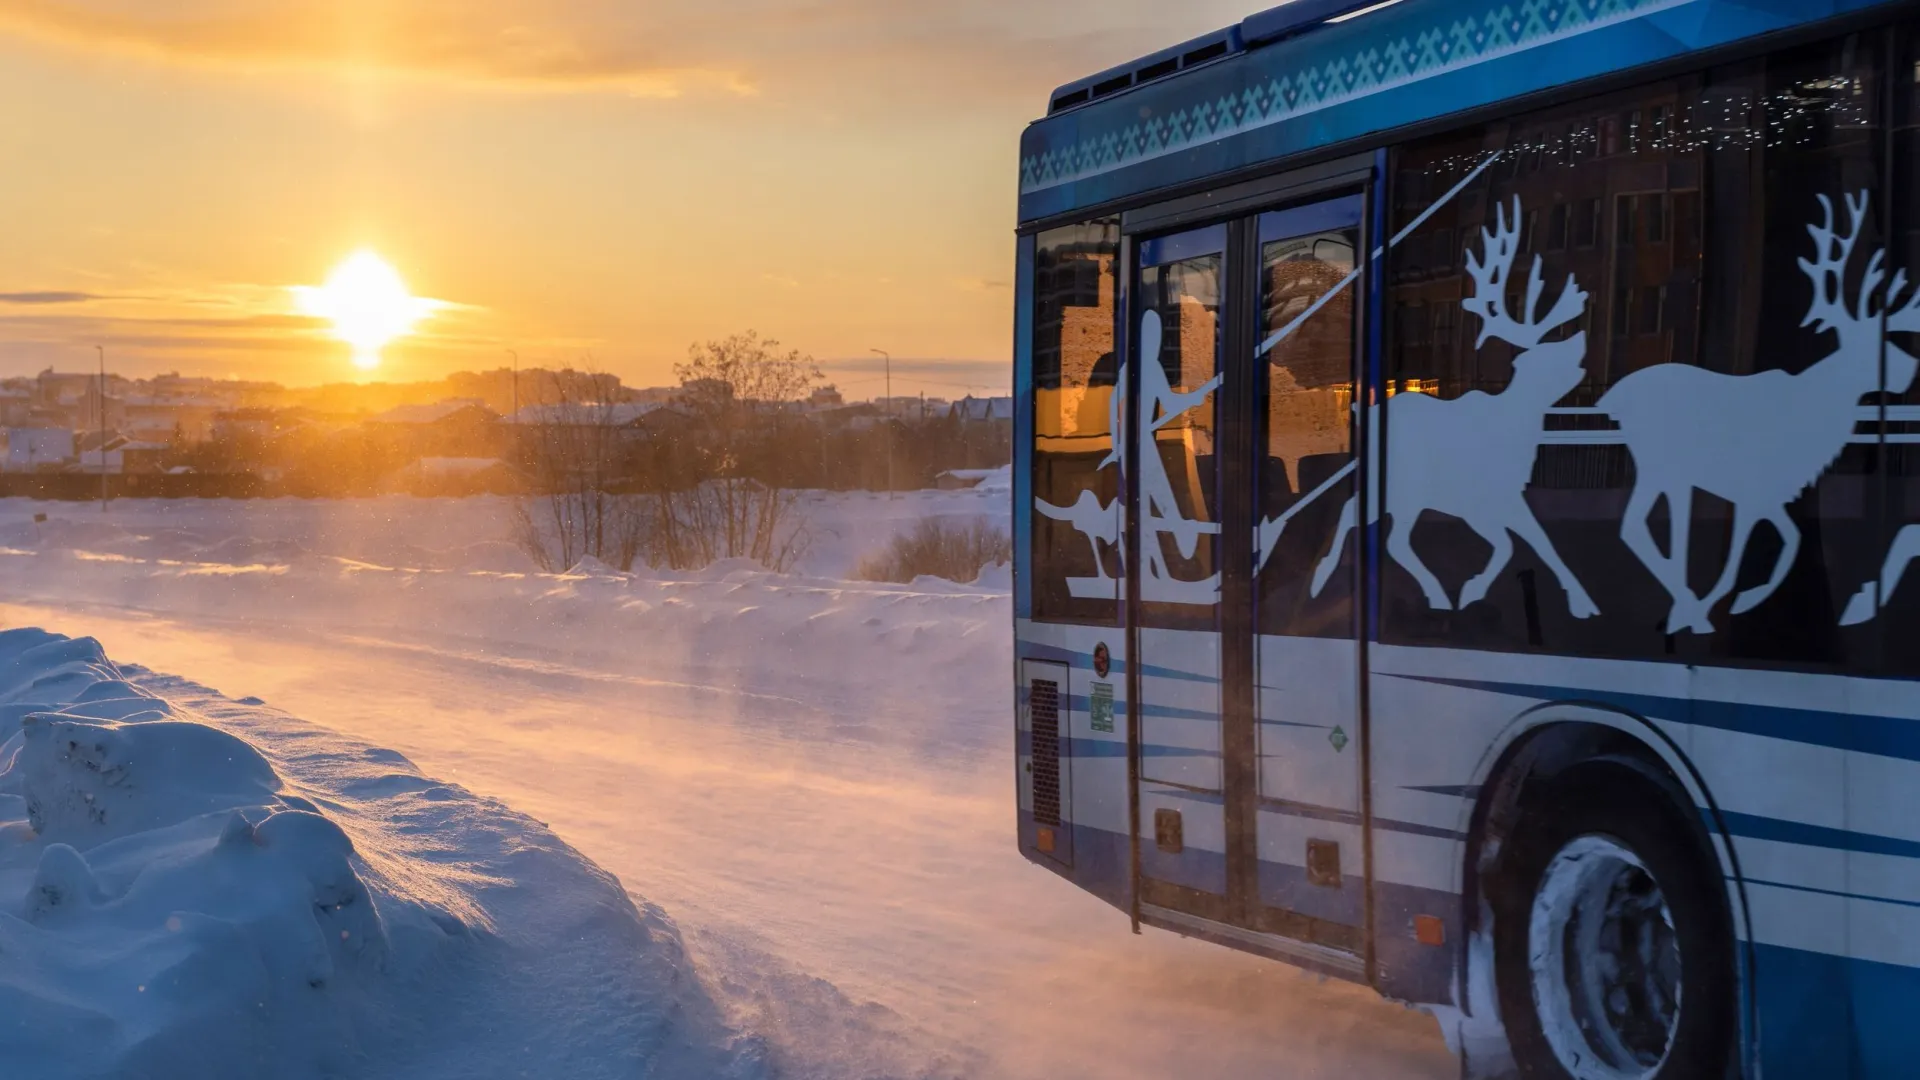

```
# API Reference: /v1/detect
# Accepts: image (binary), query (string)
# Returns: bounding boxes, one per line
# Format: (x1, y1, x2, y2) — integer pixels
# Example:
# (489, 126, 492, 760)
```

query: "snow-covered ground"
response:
(0, 627, 758, 1080)
(0, 485, 1455, 1079)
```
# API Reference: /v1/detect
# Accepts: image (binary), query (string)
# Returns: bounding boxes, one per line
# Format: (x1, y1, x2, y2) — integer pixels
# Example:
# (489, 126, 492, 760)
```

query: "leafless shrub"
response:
(856, 516, 1012, 584)
(510, 334, 822, 575)
(509, 380, 649, 572)
(657, 331, 822, 572)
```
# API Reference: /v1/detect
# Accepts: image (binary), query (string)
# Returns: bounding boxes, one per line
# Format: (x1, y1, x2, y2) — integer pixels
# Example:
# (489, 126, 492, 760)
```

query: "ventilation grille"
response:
(1029, 678, 1062, 828)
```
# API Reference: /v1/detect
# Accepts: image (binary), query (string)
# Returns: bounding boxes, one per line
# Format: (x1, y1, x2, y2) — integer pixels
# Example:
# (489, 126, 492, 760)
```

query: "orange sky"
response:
(0, 0, 1254, 394)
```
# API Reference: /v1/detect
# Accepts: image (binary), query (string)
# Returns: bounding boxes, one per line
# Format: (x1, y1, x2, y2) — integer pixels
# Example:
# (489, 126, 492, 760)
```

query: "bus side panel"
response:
(1368, 644, 1920, 1077)
(1724, 670, 1920, 1079)
(1365, 647, 1502, 1008)
(1016, 619, 1132, 912)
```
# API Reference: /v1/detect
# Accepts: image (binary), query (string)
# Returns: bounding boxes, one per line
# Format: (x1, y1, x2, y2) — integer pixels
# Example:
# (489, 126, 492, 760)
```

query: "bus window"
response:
(1377, 32, 1887, 671)
(1031, 219, 1121, 623)
(1136, 233, 1223, 623)
(1257, 203, 1360, 639)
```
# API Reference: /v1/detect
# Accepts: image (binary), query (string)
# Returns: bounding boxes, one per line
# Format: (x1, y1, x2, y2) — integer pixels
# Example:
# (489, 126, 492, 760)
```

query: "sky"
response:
(0, 0, 1256, 394)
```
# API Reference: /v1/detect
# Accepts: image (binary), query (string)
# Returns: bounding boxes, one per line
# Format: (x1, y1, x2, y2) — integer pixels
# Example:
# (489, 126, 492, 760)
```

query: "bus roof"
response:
(1017, 0, 1893, 227)
(1043, 0, 1384, 117)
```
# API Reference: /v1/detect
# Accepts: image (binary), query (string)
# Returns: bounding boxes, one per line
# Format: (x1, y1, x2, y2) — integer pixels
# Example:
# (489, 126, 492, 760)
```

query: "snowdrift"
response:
(0, 495, 1013, 734)
(0, 627, 761, 1080)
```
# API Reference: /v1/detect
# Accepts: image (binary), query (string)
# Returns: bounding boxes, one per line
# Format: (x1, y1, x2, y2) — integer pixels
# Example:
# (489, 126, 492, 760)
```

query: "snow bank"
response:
(0, 627, 761, 1080)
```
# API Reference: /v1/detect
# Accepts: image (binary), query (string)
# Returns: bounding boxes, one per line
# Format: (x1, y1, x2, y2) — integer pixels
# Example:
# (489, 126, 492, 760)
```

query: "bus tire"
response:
(1492, 762, 1734, 1080)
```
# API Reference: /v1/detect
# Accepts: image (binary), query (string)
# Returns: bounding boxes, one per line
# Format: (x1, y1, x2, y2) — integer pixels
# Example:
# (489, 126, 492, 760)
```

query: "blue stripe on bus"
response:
(1402, 783, 1482, 799)
(1146, 786, 1226, 805)
(1384, 673, 1920, 763)
(1718, 811, 1920, 862)
(1138, 783, 1465, 841)
(1017, 641, 1218, 685)
(1063, 738, 1214, 758)
(1258, 795, 1465, 842)
(1740, 876, 1920, 912)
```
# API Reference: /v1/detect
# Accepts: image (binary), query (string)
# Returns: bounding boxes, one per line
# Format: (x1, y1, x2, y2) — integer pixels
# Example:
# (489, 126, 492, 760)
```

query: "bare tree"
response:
(509, 373, 649, 573)
(666, 331, 821, 572)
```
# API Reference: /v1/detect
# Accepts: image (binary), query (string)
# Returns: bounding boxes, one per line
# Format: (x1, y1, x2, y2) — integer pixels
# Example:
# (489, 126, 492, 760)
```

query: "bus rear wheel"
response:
(1492, 764, 1734, 1080)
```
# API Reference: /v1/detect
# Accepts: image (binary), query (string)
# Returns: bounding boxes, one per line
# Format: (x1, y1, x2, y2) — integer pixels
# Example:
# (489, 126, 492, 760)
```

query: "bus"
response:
(1010, 1, 1920, 1076)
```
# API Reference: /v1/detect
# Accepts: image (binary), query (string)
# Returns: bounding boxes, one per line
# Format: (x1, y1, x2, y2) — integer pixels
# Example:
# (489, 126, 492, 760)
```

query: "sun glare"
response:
(293, 251, 436, 371)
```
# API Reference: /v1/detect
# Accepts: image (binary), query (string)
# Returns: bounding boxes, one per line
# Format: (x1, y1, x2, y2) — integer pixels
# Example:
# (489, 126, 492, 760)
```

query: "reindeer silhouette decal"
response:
(1306, 197, 1600, 618)
(1604, 192, 1920, 634)
(1036, 187, 1920, 635)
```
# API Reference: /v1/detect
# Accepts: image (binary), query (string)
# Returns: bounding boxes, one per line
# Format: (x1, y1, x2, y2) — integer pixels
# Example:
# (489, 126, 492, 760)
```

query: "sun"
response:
(293, 251, 437, 371)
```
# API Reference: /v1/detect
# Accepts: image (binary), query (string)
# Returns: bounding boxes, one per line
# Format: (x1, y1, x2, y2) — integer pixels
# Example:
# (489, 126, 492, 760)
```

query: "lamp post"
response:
(870, 348, 892, 498)
(507, 349, 519, 422)
(95, 345, 107, 513)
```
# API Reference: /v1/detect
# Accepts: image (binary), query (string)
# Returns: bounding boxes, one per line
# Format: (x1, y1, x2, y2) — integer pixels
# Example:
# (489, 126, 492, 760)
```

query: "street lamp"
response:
(507, 350, 519, 422)
(95, 345, 107, 513)
(869, 348, 892, 498)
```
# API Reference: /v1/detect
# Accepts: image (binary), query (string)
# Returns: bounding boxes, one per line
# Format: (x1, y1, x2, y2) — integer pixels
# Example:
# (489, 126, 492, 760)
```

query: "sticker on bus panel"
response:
(1090, 682, 1115, 733)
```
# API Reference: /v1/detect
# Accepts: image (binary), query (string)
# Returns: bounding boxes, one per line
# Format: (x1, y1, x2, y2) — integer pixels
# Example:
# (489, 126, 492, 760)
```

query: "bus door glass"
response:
(1251, 197, 1367, 950)
(1130, 224, 1230, 913)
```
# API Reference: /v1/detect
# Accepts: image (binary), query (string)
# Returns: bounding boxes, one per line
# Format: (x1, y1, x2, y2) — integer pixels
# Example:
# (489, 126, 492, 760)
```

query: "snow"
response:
(0, 626, 760, 1079)
(0, 491, 1454, 1078)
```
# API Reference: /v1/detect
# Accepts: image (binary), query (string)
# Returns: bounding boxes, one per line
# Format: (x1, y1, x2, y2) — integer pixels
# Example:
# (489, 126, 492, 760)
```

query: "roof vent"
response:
(1182, 40, 1230, 66)
(1137, 57, 1179, 82)
(1043, 26, 1245, 116)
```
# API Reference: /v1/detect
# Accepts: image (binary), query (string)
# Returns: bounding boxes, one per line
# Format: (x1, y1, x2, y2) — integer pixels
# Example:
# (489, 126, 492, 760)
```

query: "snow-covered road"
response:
(0, 494, 1454, 1078)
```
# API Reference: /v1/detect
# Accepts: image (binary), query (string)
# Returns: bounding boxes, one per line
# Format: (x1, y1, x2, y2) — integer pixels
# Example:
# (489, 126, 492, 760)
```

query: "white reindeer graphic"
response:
(1844, 526, 1920, 626)
(1307, 197, 1600, 618)
(1602, 192, 1920, 635)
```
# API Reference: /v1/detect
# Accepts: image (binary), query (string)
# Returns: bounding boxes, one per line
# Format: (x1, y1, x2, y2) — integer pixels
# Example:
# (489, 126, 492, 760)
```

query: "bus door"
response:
(1247, 197, 1368, 959)
(1128, 193, 1369, 970)
(1130, 223, 1235, 922)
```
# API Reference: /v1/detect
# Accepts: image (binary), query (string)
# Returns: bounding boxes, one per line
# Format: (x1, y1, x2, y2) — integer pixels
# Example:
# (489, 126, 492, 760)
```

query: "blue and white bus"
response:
(1010, 1, 1920, 1076)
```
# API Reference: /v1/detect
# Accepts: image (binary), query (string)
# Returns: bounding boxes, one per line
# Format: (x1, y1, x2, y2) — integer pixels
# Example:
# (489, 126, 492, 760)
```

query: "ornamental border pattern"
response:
(1019, 0, 1699, 194)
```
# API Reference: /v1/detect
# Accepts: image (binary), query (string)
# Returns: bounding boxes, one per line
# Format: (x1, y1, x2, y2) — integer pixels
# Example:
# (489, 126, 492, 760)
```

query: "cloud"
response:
(0, 0, 1249, 102)
(0, 290, 104, 304)
(0, 0, 743, 95)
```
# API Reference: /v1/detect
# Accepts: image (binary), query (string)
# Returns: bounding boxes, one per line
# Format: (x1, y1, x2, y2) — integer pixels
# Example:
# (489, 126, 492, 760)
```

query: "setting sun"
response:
(292, 251, 437, 370)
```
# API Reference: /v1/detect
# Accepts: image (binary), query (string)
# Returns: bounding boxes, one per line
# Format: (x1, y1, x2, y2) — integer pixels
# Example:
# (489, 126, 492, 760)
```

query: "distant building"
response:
(213, 408, 303, 442)
(34, 369, 103, 409)
(629, 386, 683, 406)
(5, 427, 75, 472)
(369, 398, 497, 426)
(949, 395, 1015, 423)
(506, 401, 664, 427)
(808, 385, 845, 410)
(0, 389, 30, 428)
(78, 438, 169, 475)
(385, 456, 526, 496)
(121, 396, 221, 444)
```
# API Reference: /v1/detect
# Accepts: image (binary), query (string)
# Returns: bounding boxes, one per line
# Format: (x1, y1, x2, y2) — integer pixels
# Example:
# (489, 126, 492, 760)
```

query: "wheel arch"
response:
(1450, 700, 1757, 1078)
